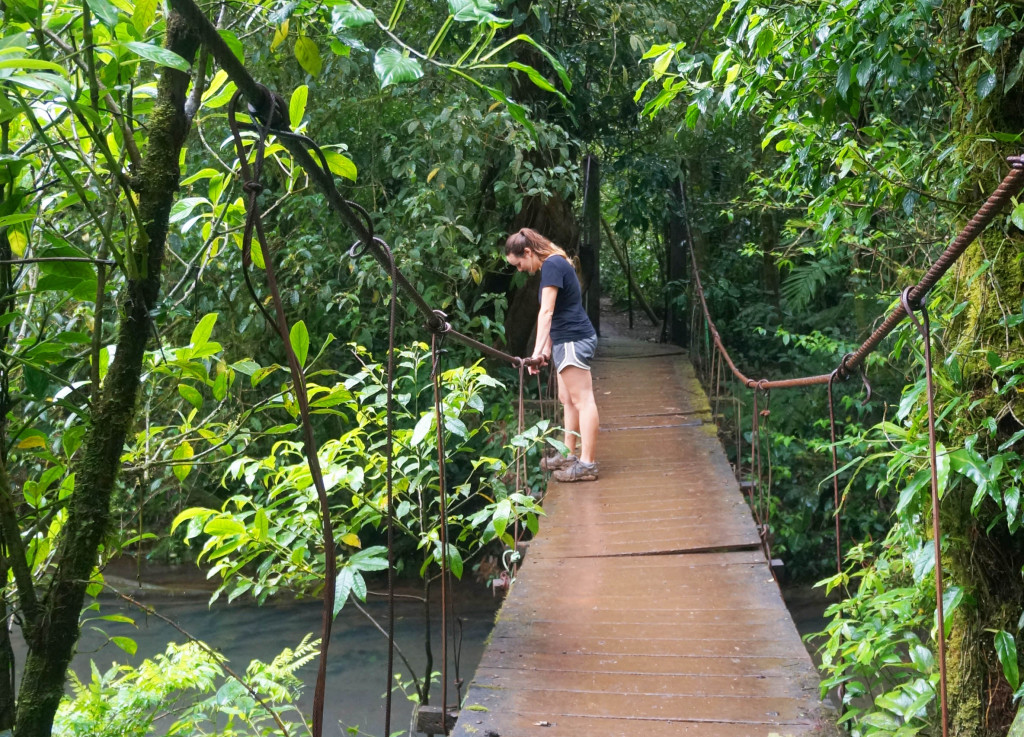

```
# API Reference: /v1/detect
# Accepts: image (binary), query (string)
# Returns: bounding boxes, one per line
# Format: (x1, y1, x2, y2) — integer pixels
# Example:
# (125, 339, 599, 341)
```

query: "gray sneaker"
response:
(540, 452, 577, 472)
(553, 460, 599, 482)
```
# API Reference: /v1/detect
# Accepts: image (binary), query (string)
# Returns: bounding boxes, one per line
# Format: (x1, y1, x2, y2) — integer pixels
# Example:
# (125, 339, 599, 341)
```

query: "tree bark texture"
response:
(12, 15, 200, 736)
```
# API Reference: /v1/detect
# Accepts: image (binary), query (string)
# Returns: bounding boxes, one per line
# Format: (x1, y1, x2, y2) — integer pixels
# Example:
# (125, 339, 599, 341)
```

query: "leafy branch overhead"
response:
(272, 0, 572, 133)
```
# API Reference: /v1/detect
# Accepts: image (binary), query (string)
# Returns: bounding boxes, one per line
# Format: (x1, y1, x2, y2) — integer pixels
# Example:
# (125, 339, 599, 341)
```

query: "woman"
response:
(505, 228, 600, 482)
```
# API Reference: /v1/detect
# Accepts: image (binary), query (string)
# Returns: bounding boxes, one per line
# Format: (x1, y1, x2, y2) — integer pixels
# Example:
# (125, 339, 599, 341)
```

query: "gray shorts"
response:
(552, 335, 597, 372)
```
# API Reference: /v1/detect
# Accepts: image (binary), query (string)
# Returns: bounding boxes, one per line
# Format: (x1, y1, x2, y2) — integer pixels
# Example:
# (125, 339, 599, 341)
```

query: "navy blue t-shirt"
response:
(539, 255, 595, 344)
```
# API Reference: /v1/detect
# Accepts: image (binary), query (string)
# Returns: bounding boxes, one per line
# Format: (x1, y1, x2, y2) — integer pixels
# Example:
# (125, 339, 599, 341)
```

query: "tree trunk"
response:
(937, 1, 1024, 731)
(12, 15, 200, 736)
(504, 193, 580, 356)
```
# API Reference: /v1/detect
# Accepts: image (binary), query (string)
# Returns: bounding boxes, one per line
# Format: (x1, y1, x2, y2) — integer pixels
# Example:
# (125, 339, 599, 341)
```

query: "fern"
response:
(780, 258, 844, 310)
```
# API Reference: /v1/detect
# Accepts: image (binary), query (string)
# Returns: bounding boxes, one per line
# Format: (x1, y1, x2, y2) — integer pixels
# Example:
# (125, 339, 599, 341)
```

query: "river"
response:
(17, 568, 500, 737)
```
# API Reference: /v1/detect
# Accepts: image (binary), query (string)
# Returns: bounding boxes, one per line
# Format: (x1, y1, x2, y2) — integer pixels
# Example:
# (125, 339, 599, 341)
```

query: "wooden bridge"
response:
(450, 335, 836, 737)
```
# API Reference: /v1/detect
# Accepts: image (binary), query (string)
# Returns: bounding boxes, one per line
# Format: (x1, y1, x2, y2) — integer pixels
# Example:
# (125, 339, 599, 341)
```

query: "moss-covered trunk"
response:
(12, 15, 199, 737)
(935, 0, 1024, 730)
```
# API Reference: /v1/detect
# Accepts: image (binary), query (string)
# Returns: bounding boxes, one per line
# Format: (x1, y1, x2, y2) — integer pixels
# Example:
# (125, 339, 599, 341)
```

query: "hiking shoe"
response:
(553, 460, 599, 483)
(540, 452, 577, 472)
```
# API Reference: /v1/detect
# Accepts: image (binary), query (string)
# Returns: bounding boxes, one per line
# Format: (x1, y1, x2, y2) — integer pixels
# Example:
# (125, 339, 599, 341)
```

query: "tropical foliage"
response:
(1, 0, 1022, 733)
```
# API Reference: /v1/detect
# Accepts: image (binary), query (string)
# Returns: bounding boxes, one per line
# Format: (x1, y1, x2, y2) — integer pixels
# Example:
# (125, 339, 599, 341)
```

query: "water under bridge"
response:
(449, 334, 837, 737)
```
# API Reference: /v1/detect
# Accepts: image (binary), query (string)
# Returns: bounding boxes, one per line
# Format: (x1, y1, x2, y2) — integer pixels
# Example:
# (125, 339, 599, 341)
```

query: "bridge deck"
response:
(451, 337, 835, 737)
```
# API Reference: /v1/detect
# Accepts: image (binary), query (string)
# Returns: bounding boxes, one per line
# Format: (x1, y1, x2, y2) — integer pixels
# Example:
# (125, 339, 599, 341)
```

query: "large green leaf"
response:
(448, 0, 504, 23)
(294, 36, 322, 77)
(322, 150, 357, 181)
(190, 312, 218, 347)
(124, 42, 191, 72)
(289, 321, 309, 366)
(84, 0, 120, 28)
(289, 84, 308, 129)
(331, 2, 375, 30)
(994, 630, 1019, 690)
(131, 0, 157, 34)
(373, 48, 424, 88)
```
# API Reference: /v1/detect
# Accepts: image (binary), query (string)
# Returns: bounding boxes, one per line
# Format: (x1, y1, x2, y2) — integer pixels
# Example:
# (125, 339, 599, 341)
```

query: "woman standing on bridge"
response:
(505, 228, 600, 482)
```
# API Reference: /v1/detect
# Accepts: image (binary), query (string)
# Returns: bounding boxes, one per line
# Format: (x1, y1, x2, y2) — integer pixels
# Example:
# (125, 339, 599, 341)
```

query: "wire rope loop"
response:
(345, 201, 376, 252)
(836, 353, 855, 382)
(900, 286, 929, 338)
(429, 309, 451, 336)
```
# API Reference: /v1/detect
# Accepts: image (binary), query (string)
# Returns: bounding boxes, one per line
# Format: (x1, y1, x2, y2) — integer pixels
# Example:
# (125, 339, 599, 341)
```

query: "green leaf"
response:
(294, 36, 322, 77)
(350, 546, 390, 571)
(289, 321, 309, 366)
(1011, 203, 1024, 231)
(332, 2, 375, 30)
(171, 507, 212, 534)
(492, 498, 511, 539)
(110, 636, 138, 655)
(685, 101, 699, 130)
(219, 30, 245, 63)
(373, 48, 424, 88)
(97, 614, 136, 625)
(85, 0, 120, 28)
(482, 85, 534, 135)
(131, 0, 157, 34)
(448, 0, 504, 23)
(446, 544, 463, 579)
(178, 384, 203, 410)
(289, 84, 308, 129)
(977, 26, 1011, 55)
(0, 58, 68, 75)
(976, 71, 996, 100)
(190, 312, 218, 347)
(446, 417, 468, 439)
(253, 509, 269, 542)
(334, 567, 355, 616)
(995, 630, 1019, 690)
(203, 517, 246, 537)
(170, 197, 209, 224)
(124, 42, 191, 72)
(411, 412, 434, 446)
(323, 150, 358, 181)
(172, 441, 195, 482)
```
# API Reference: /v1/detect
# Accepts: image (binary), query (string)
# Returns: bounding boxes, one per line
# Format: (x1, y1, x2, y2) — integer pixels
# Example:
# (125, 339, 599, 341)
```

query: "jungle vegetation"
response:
(0, 0, 1022, 735)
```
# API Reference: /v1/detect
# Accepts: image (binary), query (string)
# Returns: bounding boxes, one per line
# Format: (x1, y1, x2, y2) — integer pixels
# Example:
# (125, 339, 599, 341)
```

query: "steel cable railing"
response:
(688, 155, 1024, 737)
(169, 3, 550, 736)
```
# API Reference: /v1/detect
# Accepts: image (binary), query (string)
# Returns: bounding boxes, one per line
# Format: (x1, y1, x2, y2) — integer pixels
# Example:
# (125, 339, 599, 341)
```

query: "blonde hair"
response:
(504, 227, 568, 261)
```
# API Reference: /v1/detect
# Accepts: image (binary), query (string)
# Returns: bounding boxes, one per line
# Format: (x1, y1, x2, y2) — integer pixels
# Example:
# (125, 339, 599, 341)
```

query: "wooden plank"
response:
(449, 337, 836, 737)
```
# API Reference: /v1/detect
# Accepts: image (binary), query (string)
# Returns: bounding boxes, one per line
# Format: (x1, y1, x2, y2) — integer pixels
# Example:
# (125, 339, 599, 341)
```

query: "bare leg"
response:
(558, 366, 599, 465)
(556, 370, 579, 456)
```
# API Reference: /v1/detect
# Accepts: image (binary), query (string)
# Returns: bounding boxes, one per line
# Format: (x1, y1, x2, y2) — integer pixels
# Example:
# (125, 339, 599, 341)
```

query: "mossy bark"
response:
(935, 2, 1024, 732)
(11, 14, 199, 737)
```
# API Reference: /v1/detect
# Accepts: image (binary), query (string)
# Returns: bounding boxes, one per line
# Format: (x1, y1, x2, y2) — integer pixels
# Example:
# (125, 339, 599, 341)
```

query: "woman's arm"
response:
(531, 285, 558, 373)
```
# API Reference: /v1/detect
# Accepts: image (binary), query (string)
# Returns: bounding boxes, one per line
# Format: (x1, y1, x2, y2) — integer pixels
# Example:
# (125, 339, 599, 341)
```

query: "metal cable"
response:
(171, 0, 541, 375)
(900, 287, 949, 737)
(827, 371, 842, 576)
(382, 239, 399, 737)
(227, 95, 336, 737)
(687, 158, 1024, 390)
(430, 330, 451, 730)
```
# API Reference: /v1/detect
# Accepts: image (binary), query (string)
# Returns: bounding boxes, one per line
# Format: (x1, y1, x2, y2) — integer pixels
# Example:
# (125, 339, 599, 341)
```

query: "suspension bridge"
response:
(150, 10, 1024, 732)
(449, 335, 836, 737)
